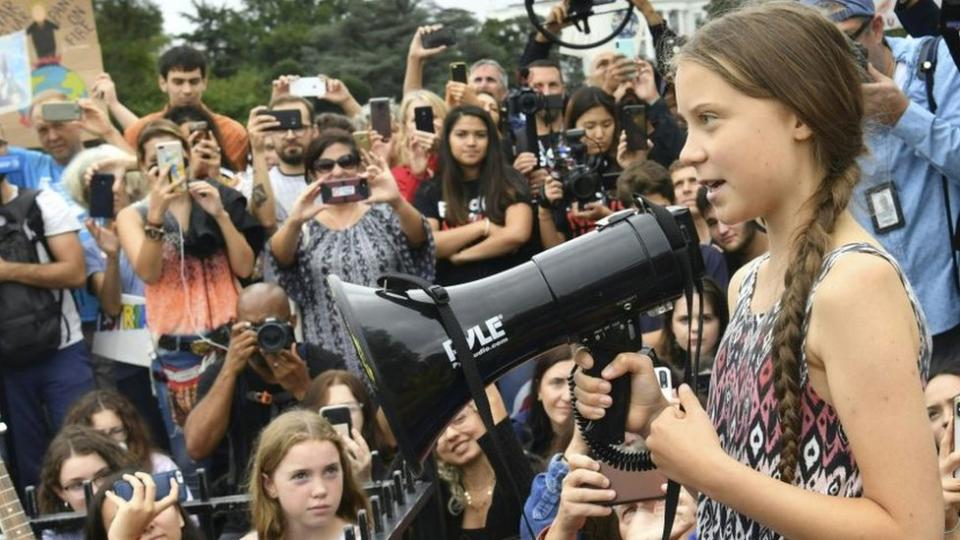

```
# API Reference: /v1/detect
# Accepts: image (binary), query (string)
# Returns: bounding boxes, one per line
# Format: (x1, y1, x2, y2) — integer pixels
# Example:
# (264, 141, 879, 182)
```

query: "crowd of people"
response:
(0, 0, 958, 537)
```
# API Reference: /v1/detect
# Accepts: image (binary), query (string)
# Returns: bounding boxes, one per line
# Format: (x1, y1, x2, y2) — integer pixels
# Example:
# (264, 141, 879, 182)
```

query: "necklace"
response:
(463, 483, 494, 508)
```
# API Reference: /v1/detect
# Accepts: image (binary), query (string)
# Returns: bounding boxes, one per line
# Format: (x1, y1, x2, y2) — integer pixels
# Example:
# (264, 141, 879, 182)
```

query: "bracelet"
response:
(483, 218, 490, 238)
(143, 224, 164, 241)
(946, 515, 960, 535)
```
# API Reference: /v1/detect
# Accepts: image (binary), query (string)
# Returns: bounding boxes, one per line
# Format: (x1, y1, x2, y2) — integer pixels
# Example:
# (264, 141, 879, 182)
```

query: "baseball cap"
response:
(800, 0, 876, 22)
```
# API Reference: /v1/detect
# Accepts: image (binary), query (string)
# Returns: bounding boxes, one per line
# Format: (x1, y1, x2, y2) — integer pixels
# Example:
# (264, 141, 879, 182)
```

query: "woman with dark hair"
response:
(539, 86, 630, 248)
(269, 128, 434, 373)
(302, 370, 396, 466)
(63, 390, 181, 477)
(85, 470, 203, 540)
(37, 426, 138, 540)
(414, 105, 533, 286)
(517, 347, 576, 461)
(164, 105, 239, 177)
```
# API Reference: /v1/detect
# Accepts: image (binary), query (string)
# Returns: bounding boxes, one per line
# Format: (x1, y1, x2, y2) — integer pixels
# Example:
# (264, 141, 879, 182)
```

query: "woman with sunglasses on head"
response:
(414, 105, 533, 286)
(268, 128, 435, 374)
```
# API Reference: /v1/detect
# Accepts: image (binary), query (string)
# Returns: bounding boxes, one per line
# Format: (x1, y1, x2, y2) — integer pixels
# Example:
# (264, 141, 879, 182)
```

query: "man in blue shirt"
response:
(806, 0, 960, 369)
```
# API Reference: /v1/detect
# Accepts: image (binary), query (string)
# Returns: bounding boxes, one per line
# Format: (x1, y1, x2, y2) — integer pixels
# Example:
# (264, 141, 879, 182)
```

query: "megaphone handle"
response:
(583, 346, 631, 446)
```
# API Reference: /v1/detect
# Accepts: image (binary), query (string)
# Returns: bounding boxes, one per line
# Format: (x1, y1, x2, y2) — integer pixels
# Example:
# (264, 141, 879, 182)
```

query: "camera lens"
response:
(519, 92, 539, 115)
(257, 322, 290, 354)
(571, 171, 598, 202)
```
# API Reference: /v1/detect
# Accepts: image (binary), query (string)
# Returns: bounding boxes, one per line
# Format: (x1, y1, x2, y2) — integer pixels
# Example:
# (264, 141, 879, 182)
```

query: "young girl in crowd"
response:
(63, 390, 181, 477)
(116, 119, 264, 490)
(539, 86, 625, 248)
(85, 470, 202, 540)
(924, 363, 960, 537)
(244, 409, 369, 540)
(303, 369, 397, 478)
(655, 277, 728, 393)
(574, 3, 941, 538)
(391, 90, 447, 201)
(436, 386, 534, 540)
(517, 348, 577, 462)
(269, 129, 434, 373)
(38, 426, 138, 539)
(414, 105, 533, 286)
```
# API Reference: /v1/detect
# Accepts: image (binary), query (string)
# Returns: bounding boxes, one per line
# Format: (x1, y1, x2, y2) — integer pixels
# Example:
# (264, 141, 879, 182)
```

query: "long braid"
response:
(771, 163, 859, 483)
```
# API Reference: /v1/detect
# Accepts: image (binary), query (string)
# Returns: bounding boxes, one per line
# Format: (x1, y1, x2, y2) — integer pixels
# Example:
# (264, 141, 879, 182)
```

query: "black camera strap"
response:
(376, 273, 537, 540)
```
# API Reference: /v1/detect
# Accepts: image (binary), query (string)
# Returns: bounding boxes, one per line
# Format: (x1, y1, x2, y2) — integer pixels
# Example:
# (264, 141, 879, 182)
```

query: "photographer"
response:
(164, 105, 239, 181)
(512, 60, 567, 197)
(184, 283, 343, 501)
(805, 0, 960, 370)
(537, 87, 629, 249)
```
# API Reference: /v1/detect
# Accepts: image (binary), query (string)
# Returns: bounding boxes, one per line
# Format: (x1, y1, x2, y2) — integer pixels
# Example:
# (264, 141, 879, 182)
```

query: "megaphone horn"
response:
(328, 205, 704, 468)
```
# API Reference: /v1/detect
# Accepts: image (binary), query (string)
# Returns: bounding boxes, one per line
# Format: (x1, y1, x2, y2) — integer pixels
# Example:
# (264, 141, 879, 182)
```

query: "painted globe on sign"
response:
(31, 63, 88, 100)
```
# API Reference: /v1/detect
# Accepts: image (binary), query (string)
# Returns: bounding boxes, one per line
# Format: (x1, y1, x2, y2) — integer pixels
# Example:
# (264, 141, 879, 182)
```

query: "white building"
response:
(487, 0, 707, 74)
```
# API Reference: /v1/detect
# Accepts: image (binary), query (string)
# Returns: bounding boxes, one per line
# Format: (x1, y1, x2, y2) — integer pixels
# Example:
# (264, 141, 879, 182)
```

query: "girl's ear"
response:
(792, 114, 814, 142)
(263, 473, 279, 499)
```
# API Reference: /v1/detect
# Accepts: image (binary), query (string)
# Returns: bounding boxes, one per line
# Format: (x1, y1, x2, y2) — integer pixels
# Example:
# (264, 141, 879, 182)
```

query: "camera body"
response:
(254, 318, 295, 354)
(507, 87, 564, 117)
(556, 129, 614, 206)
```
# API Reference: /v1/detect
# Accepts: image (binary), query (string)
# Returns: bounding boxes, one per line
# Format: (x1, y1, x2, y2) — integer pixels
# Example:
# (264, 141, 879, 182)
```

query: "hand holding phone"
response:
(369, 98, 392, 141)
(413, 106, 435, 134)
(290, 76, 327, 98)
(89, 173, 115, 219)
(450, 62, 467, 84)
(319, 177, 370, 205)
(112, 470, 186, 503)
(421, 27, 456, 50)
(320, 404, 354, 438)
(620, 104, 648, 152)
(41, 102, 81, 123)
(257, 109, 304, 131)
(155, 141, 187, 192)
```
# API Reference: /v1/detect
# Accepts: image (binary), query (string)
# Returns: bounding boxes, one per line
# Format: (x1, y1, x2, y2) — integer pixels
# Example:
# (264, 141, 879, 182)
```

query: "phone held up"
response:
(290, 76, 327, 98)
(620, 103, 648, 152)
(258, 109, 303, 132)
(320, 177, 370, 205)
(369, 98, 392, 141)
(450, 61, 468, 84)
(112, 469, 188, 503)
(320, 404, 354, 439)
(89, 173, 115, 219)
(421, 27, 456, 49)
(41, 102, 81, 123)
(414, 106, 434, 134)
(155, 140, 188, 193)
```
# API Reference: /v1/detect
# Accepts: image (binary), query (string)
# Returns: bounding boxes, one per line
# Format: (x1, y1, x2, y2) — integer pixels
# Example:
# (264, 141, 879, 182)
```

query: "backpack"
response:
(0, 188, 63, 368)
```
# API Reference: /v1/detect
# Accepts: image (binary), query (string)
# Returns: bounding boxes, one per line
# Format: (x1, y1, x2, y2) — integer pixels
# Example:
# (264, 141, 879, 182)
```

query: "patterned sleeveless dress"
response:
(697, 243, 931, 539)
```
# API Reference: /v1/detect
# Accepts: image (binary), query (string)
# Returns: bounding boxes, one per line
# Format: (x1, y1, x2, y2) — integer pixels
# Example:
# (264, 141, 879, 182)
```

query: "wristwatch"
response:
(143, 223, 164, 241)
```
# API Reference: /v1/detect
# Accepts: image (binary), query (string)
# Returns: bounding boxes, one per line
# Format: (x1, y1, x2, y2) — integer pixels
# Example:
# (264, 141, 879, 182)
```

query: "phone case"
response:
(320, 177, 370, 205)
(320, 405, 354, 438)
(450, 63, 467, 83)
(598, 462, 668, 505)
(41, 103, 81, 122)
(155, 141, 187, 192)
(370, 98, 392, 140)
(414, 106, 434, 134)
(422, 27, 456, 49)
(89, 174, 115, 219)
(621, 104, 648, 152)
(113, 470, 186, 502)
(614, 38, 637, 60)
(261, 109, 303, 131)
(353, 131, 371, 152)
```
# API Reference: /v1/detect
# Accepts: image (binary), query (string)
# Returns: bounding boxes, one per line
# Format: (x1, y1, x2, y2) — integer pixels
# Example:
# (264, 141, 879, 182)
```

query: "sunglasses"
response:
(312, 154, 360, 174)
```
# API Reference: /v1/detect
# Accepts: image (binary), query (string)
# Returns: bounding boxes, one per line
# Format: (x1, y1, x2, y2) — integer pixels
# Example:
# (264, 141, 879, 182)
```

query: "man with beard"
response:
(245, 95, 318, 228)
(184, 283, 343, 516)
(512, 60, 567, 195)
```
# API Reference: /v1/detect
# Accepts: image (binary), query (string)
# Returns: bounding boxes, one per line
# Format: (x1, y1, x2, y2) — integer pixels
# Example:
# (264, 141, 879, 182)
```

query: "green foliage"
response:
(201, 68, 271, 123)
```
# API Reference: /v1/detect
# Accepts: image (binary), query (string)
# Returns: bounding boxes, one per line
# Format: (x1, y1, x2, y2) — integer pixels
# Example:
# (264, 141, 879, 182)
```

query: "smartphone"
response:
(0, 154, 22, 175)
(89, 173, 115, 219)
(258, 109, 303, 131)
(614, 38, 637, 60)
(620, 104, 648, 152)
(421, 27, 456, 49)
(954, 395, 960, 478)
(155, 140, 187, 192)
(187, 121, 208, 135)
(290, 76, 327, 98)
(450, 61, 467, 83)
(320, 404, 354, 438)
(598, 462, 669, 505)
(369, 98, 392, 141)
(654, 366, 672, 401)
(353, 130, 372, 153)
(41, 102, 81, 123)
(319, 177, 370, 205)
(113, 469, 187, 502)
(414, 106, 434, 134)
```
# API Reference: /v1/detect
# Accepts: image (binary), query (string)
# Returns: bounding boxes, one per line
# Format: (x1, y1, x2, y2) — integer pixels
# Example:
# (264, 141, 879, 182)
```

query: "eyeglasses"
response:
(845, 17, 872, 41)
(312, 154, 360, 174)
(61, 468, 112, 493)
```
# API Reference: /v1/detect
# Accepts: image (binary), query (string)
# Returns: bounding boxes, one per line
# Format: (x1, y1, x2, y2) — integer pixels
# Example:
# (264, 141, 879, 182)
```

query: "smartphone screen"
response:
(620, 104, 648, 152)
(369, 98, 392, 141)
(653, 366, 672, 401)
(113, 470, 187, 502)
(89, 173, 115, 219)
(320, 405, 354, 438)
(290, 76, 327, 98)
(155, 141, 187, 191)
(414, 106, 434, 133)
(319, 177, 370, 205)
(450, 62, 467, 83)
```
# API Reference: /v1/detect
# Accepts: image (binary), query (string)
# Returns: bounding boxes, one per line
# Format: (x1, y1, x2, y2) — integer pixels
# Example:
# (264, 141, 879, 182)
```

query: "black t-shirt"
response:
(26, 21, 58, 58)
(414, 177, 533, 286)
(197, 343, 344, 492)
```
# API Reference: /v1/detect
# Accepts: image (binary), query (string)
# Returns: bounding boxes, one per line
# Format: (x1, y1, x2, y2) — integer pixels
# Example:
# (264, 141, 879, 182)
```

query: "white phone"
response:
(654, 367, 672, 400)
(155, 140, 187, 192)
(291, 76, 327, 98)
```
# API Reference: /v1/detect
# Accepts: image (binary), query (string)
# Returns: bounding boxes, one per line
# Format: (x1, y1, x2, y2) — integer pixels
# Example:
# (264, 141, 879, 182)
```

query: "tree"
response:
(93, 0, 167, 116)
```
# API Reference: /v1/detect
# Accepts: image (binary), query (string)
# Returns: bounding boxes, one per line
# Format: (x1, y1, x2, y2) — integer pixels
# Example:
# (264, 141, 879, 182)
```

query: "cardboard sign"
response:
(92, 294, 153, 367)
(0, 0, 104, 147)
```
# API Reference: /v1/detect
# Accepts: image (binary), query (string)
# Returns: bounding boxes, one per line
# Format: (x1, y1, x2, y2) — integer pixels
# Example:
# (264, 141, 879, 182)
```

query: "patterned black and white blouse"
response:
(268, 204, 435, 374)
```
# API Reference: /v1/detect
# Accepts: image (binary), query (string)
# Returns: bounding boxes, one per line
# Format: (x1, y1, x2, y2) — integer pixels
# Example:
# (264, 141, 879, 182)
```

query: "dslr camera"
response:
(254, 318, 295, 354)
(555, 129, 615, 206)
(507, 87, 565, 117)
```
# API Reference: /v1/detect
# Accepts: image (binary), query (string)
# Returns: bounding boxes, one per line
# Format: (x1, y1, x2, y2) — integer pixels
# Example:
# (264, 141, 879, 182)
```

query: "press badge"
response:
(865, 182, 905, 233)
